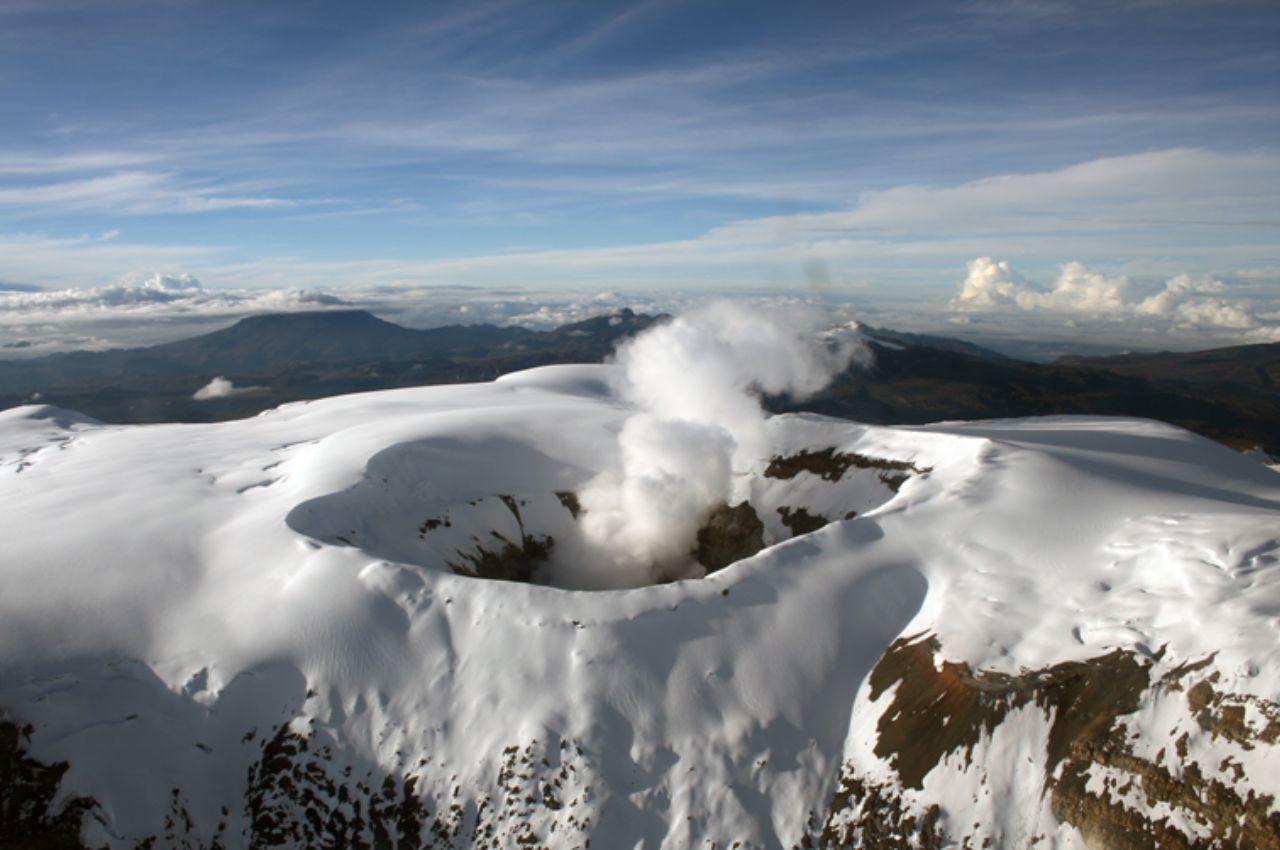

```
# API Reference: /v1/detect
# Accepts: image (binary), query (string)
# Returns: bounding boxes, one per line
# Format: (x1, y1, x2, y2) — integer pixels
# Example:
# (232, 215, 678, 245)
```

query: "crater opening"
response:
(286, 436, 928, 591)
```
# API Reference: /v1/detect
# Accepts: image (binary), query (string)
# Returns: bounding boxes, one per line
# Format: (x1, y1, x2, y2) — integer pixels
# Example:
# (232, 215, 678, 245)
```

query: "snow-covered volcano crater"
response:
(1, 363, 1279, 849)
(283, 370, 922, 591)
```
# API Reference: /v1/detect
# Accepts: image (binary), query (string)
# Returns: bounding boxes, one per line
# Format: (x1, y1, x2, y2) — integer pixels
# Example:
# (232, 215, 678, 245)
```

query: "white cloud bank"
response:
(0, 272, 348, 315)
(0, 272, 723, 356)
(951, 257, 1280, 340)
(0, 273, 355, 355)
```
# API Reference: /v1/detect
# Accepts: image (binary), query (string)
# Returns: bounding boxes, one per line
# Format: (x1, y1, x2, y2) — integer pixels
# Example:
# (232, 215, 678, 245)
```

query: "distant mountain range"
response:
(795, 328, 1280, 456)
(0, 309, 661, 424)
(1, 309, 1276, 455)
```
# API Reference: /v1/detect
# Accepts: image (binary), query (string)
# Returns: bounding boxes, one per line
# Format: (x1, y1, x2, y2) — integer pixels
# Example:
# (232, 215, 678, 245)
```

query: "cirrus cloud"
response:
(0, 171, 301, 216)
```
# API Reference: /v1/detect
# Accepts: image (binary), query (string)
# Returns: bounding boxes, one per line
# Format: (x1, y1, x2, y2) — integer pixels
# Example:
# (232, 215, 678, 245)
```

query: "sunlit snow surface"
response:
(0, 364, 1277, 848)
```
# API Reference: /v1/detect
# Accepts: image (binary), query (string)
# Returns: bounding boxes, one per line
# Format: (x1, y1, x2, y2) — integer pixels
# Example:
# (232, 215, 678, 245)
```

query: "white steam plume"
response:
(556, 301, 866, 590)
(192, 377, 266, 400)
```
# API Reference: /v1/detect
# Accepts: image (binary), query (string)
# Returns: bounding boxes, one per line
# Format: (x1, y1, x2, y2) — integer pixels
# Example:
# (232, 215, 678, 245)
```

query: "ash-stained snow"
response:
(0, 364, 1278, 848)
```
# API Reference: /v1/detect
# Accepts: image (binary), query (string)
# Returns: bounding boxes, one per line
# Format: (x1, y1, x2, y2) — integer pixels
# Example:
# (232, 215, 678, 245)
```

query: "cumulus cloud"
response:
(1017, 261, 1132, 312)
(1244, 325, 1280, 343)
(552, 302, 867, 589)
(192, 377, 266, 401)
(951, 258, 1132, 312)
(1133, 274, 1258, 329)
(951, 258, 1029, 308)
(950, 257, 1272, 333)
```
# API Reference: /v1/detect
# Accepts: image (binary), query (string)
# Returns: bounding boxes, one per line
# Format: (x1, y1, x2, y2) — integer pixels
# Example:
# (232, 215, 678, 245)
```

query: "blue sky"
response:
(0, 0, 1278, 346)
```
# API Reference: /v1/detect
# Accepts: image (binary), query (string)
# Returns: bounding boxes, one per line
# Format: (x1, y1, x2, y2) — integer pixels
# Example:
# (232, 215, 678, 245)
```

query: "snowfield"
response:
(1, 363, 1277, 848)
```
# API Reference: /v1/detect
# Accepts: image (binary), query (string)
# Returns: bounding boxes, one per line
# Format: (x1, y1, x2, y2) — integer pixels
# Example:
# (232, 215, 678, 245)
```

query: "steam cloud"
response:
(556, 302, 866, 589)
(193, 377, 266, 400)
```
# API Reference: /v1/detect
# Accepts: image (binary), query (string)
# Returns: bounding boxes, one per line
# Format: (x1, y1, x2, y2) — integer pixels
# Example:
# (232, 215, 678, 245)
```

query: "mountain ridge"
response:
(0, 308, 658, 422)
(1, 309, 1277, 455)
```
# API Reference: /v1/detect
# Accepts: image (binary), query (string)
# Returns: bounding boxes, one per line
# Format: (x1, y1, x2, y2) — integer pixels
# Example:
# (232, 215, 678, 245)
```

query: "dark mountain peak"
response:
(550, 308, 666, 340)
(860, 325, 1011, 360)
(229, 309, 391, 331)
(171, 309, 411, 349)
(151, 309, 430, 370)
(196, 308, 396, 342)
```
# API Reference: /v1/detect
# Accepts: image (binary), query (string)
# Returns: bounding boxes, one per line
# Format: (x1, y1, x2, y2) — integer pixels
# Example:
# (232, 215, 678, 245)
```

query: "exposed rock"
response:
(418, 515, 452, 537)
(693, 501, 766, 574)
(1184, 672, 1280, 747)
(245, 721, 434, 849)
(777, 505, 830, 537)
(7, 634, 1280, 849)
(812, 774, 945, 849)
(811, 633, 1280, 850)
(0, 714, 598, 848)
(867, 633, 1152, 790)
(447, 532, 554, 583)
(241, 723, 595, 850)
(765, 448, 929, 492)
(554, 491, 582, 518)
(446, 493, 556, 583)
(0, 720, 97, 850)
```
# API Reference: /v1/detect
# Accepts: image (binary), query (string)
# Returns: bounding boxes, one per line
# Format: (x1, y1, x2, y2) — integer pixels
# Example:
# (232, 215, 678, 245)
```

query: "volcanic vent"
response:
(284, 428, 929, 591)
(287, 303, 918, 590)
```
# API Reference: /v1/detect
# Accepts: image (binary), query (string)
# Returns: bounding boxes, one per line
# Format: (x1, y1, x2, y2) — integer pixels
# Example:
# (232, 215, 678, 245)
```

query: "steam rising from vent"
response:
(192, 376, 266, 400)
(558, 302, 867, 589)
